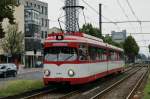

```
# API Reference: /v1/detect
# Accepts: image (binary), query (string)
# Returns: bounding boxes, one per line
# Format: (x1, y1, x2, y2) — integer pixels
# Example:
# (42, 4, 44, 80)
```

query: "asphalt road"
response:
(0, 71, 43, 86)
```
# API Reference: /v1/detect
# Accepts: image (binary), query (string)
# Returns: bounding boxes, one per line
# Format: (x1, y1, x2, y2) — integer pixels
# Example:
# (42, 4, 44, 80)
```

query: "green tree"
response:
(1, 24, 24, 62)
(80, 23, 102, 38)
(103, 34, 113, 44)
(0, 0, 18, 38)
(123, 36, 139, 63)
(80, 23, 123, 48)
(103, 34, 123, 48)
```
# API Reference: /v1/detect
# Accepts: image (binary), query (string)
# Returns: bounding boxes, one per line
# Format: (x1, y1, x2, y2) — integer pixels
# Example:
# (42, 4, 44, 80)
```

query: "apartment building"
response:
(19, 0, 49, 67)
(0, 0, 49, 67)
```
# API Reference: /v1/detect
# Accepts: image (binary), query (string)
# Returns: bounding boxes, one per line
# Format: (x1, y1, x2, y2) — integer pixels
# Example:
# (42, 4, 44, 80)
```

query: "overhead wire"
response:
(125, 0, 145, 46)
(116, 0, 136, 32)
(102, 20, 150, 23)
(81, 0, 121, 30)
(126, 0, 140, 22)
(125, 0, 143, 36)
(116, 0, 129, 20)
(136, 40, 150, 42)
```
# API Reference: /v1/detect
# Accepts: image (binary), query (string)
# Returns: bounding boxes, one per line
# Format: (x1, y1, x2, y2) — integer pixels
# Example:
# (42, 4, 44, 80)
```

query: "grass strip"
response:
(144, 74, 150, 99)
(0, 80, 44, 97)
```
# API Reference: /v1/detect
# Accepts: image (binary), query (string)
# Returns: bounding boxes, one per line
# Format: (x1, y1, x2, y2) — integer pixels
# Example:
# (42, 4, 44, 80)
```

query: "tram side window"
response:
(119, 52, 124, 61)
(88, 47, 96, 61)
(78, 49, 88, 61)
(88, 46, 107, 61)
(115, 52, 118, 60)
(97, 49, 107, 61)
(78, 44, 88, 61)
(109, 51, 118, 61)
(110, 51, 115, 61)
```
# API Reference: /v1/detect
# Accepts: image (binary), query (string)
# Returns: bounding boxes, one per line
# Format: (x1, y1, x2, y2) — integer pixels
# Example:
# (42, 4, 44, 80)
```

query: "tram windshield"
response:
(44, 47, 77, 62)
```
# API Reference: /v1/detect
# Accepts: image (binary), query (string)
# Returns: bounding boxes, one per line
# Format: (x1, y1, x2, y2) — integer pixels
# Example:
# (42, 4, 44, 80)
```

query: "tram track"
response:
(48, 66, 141, 99)
(64, 66, 142, 99)
(126, 69, 149, 99)
(0, 86, 58, 99)
(21, 67, 132, 99)
(22, 87, 58, 99)
(58, 66, 141, 99)
(126, 65, 150, 99)
(90, 66, 149, 99)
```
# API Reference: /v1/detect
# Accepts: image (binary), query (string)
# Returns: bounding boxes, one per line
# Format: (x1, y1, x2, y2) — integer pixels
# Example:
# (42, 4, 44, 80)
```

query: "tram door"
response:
(78, 44, 90, 76)
(88, 46, 108, 76)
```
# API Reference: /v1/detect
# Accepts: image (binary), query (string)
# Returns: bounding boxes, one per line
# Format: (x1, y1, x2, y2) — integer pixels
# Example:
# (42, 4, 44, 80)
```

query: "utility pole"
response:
(99, 4, 102, 34)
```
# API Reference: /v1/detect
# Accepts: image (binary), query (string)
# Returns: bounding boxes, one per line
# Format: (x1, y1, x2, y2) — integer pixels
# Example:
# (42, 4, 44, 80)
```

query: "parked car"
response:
(0, 63, 17, 78)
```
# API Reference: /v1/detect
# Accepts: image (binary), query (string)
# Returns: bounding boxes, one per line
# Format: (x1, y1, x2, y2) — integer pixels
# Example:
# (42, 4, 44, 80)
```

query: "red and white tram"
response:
(43, 32, 124, 85)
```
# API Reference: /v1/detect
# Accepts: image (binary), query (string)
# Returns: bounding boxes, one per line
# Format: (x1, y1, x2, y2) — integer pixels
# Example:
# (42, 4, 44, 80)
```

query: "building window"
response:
(38, 5, 40, 9)
(41, 31, 44, 39)
(45, 31, 47, 38)
(42, 18, 44, 26)
(16, 0, 20, 5)
(41, 6, 44, 14)
(26, 2, 28, 6)
(45, 7, 48, 15)
(45, 19, 48, 27)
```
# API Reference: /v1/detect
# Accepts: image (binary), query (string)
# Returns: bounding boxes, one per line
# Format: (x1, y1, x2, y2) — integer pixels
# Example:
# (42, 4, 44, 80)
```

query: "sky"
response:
(40, 0, 150, 56)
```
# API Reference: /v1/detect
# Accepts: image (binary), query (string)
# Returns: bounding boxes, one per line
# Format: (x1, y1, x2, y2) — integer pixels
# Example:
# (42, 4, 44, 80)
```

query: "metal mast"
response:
(63, 0, 82, 32)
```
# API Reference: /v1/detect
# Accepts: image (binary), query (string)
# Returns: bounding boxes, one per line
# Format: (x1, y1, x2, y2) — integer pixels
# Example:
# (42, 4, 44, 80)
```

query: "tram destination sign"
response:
(52, 43, 68, 46)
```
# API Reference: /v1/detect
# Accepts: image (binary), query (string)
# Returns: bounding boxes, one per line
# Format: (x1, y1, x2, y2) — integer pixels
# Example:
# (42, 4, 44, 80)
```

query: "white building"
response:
(111, 30, 127, 43)
(49, 27, 62, 34)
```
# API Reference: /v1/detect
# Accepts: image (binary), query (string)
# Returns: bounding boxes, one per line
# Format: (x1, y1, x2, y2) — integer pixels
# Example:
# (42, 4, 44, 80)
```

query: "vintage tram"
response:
(43, 32, 124, 85)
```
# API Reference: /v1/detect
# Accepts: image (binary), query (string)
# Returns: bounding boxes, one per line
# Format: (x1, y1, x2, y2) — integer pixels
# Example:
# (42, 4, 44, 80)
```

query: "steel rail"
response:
(0, 86, 57, 99)
(126, 66, 149, 99)
(22, 88, 57, 99)
(59, 90, 81, 99)
(90, 67, 143, 99)
(59, 66, 136, 99)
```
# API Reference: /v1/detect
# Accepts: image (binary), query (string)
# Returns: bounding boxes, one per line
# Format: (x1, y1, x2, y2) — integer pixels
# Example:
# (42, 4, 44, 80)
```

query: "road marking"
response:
(82, 86, 100, 95)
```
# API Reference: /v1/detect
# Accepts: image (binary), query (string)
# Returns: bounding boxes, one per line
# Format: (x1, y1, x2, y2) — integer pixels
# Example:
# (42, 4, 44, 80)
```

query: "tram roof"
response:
(45, 32, 123, 52)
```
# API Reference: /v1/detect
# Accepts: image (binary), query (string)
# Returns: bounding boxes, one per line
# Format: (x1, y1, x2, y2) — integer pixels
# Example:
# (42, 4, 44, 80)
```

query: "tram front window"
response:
(44, 47, 77, 62)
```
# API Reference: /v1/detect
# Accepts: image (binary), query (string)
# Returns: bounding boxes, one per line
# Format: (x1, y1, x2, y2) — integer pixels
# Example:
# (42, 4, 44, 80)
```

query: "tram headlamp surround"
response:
(56, 35, 64, 40)
(68, 69, 75, 77)
(44, 70, 50, 76)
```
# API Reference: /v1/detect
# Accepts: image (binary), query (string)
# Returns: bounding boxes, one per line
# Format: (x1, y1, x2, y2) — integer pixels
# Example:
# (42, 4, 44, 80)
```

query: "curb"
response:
(18, 68, 42, 75)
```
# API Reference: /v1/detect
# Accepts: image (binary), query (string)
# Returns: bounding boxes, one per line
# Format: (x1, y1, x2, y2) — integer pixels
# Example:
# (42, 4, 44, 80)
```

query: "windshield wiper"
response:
(64, 55, 74, 61)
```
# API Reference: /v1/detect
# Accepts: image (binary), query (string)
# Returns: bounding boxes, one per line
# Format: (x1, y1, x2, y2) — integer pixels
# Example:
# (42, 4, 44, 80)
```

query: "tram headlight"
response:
(68, 69, 75, 77)
(56, 35, 64, 40)
(44, 70, 50, 76)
